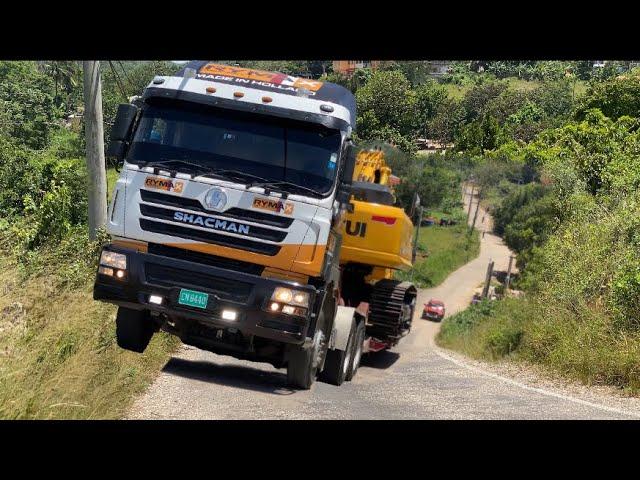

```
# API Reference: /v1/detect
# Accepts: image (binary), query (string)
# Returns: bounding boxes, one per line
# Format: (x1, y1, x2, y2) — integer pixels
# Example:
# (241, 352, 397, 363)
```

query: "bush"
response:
(576, 70, 640, 120)
(0, 61, 58, 149)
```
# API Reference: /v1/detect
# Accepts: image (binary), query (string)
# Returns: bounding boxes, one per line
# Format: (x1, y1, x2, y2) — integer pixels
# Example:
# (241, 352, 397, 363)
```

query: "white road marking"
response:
(431, 342, 640, 419)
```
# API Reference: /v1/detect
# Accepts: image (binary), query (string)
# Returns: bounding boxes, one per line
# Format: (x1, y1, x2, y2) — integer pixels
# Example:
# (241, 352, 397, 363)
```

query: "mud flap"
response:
(330, 306, 356, 351)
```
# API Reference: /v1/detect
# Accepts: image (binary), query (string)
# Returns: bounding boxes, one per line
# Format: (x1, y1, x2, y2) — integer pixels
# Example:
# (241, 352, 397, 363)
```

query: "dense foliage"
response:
(439, 65, 640, 392)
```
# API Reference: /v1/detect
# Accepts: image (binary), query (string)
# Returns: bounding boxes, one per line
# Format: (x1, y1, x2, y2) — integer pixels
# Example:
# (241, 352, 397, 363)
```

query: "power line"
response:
(108, 61, 128, 101)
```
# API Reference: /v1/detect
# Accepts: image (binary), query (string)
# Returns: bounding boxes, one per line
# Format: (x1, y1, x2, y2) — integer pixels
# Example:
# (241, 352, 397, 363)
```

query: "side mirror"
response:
(106, 103, 138, 163)
(111, 103, 138, 141)
(106, 140, 127, 161)
(341, 142, 357, 185)
(337, 141, 356, 212)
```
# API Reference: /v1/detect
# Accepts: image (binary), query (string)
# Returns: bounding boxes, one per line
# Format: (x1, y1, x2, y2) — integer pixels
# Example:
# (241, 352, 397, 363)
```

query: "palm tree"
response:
(40, 61, 81, 113)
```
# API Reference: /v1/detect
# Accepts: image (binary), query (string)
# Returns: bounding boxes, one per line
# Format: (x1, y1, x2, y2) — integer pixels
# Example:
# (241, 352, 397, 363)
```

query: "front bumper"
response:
(93, 244, 317, 345)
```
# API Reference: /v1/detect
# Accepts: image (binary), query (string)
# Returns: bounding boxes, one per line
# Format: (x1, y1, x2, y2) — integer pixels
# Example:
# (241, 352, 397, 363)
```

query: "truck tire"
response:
(115, 307, 155, 353)
(286, 345, 317, 390)
(345, 320, 365, 381)
(319, 319, 355, 386)
(287, 326, 326, 390)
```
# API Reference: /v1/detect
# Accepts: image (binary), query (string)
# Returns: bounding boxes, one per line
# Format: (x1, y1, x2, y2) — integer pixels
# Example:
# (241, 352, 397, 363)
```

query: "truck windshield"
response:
(126, 102, 342, 196)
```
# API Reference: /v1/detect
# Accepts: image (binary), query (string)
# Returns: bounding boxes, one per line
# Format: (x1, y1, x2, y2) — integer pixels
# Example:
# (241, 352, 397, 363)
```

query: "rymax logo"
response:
(173, 211, 250, 235)
(253, 197, 294, 215)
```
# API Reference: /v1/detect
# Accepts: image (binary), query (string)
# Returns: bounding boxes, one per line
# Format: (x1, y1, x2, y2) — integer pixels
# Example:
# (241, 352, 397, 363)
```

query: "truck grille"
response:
(144, 263, 253, 303)
(140, 204, 287, 243)
(140, 219, 281, 256)
(139, 189, 289, 256)
(140, 189, 294, 228)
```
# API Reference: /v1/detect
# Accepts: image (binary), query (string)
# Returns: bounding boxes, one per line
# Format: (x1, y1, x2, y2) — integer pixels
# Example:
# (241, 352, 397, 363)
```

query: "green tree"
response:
(462, 81, 508, 123)
(576, 70, 640, 120)
(429, 98, 465, 144)
(40, 61, 82, 113)
(0, 61, 58, 149)
(411, 80, 448, 137)
(574, 60, 594, 80)
(356, 70, 413, 136)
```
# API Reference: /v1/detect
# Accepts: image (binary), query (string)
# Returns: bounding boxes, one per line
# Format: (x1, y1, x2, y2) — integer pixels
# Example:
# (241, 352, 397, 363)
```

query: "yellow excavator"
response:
(338, 146, 421, 351)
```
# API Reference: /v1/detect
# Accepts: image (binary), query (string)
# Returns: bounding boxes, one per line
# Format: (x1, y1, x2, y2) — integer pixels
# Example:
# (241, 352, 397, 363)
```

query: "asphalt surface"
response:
(127, 189, 638, 420)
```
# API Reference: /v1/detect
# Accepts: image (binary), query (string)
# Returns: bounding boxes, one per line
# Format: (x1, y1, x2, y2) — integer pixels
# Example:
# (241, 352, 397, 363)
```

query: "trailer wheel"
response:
(319, 319, 356, 386)
(345, 320, 365, 381)
(115, 307, 155, 353)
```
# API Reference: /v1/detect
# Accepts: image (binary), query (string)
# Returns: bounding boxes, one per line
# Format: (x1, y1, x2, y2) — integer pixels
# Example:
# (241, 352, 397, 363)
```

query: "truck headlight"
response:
(272, 287, 309, 307)
(100, 250, 127, 270)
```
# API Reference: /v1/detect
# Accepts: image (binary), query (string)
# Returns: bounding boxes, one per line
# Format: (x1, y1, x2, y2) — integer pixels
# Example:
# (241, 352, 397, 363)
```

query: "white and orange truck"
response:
(94, 62, 419, 388)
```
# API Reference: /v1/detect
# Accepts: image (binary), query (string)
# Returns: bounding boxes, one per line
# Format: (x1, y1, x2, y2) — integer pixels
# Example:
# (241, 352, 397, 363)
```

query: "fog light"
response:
(270, 302, 280, 311)
(115, 270, 125, 279)
(221, 309, 237, 321)
(292, 292, 309, 306)
(98, 266, 114, 276)
(149, 295, 163, 305)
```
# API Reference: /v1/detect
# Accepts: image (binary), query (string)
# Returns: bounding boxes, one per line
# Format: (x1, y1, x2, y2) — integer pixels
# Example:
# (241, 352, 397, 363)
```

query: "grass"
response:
(396, 209, 480, 288)
(443, 83, 470, 100)
(442, 77, 545, 101)
(504, 77, 541, 92)
(107, 167, 119, 201)
(437, 296, 640, 394)
(0, 231, 179, 419)
(437, 298, 528, 360)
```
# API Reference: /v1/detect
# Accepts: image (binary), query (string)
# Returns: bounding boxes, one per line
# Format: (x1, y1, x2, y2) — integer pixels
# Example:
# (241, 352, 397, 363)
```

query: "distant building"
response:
(425, 61, 451, 77)
(332, 60, 381, 76)
(415, 138, 454, 154)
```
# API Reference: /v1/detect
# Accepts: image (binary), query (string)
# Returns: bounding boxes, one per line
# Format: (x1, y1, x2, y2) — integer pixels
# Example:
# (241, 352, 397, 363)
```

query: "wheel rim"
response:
(343, 337, 353, 376)
(311, 330, 325, 371)
(353, 331, 363, 369)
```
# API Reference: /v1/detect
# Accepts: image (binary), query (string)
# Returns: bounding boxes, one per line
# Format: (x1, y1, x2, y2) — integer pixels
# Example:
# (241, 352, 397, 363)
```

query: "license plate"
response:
(178, 288, 209, 309)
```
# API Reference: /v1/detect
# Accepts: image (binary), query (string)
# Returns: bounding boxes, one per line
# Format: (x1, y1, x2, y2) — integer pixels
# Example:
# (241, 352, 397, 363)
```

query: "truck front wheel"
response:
(345, 320, 365, 381)
(115, 307, 155, 353)
(319, 319, 356, 386)
(286, 345, 317, 390)
(287, 325, 326, 389)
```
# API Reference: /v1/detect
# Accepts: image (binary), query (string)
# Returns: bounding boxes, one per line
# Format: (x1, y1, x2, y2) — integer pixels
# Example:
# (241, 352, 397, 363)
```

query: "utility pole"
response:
(482, 259, 495, 299)
(466, 184, 476, 225)
(505, 255, 515, 291)
(83, 61, 108, 240)
(470, 188, 482, 232)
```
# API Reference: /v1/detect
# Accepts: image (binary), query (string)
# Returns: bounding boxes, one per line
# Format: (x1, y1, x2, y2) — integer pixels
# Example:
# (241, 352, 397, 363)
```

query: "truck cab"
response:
(94, 62, 357, 388)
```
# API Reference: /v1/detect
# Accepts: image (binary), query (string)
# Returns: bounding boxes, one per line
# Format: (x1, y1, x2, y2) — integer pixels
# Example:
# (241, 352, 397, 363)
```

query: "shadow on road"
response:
(361, 350, 400, 369)
(162, 357, 296, 395)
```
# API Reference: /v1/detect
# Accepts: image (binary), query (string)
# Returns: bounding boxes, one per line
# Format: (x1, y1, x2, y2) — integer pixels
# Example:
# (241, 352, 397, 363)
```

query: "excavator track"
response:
(367, 279, 417, 344)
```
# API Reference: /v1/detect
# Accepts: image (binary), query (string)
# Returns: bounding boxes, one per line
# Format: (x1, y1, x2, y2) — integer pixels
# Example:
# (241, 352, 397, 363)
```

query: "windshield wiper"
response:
(137, 160, 262, 185)
(200, 169, 270, 185)
(248, 180, 324, 198)
(138, 158, 213, 179)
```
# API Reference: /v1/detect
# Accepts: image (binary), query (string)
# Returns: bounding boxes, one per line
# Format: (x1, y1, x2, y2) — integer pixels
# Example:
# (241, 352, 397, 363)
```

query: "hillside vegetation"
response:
(438, 69, 640, 393)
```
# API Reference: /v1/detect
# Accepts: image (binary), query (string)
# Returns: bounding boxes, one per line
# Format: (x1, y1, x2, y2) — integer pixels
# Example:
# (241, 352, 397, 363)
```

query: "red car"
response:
(422, 299, 446, 321)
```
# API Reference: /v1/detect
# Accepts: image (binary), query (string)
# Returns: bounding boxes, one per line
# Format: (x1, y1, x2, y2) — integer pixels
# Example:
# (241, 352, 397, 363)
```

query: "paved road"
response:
(128, 189, 637, 419)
